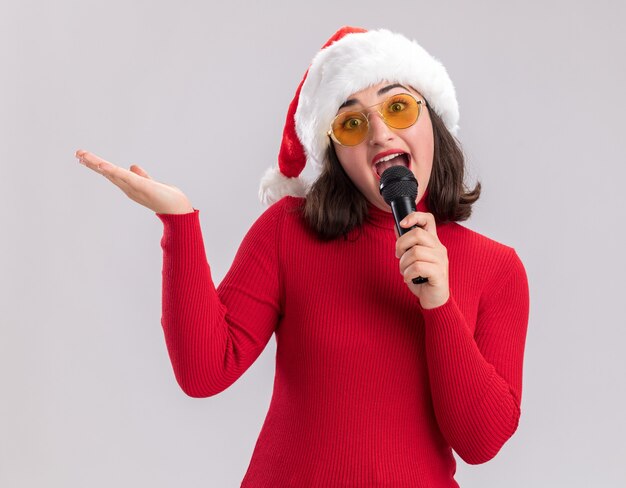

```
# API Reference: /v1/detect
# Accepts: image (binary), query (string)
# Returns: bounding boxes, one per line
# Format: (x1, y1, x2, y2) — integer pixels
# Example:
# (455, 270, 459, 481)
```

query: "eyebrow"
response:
(338, 83, 409, 110)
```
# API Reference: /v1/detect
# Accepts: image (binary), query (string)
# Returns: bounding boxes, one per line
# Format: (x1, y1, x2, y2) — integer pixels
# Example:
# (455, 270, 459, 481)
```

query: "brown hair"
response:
(303, 102, 481, 241)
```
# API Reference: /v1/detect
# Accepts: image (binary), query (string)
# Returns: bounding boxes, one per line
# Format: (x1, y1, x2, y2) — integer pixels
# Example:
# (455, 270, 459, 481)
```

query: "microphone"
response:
(379, 165, 428, 284)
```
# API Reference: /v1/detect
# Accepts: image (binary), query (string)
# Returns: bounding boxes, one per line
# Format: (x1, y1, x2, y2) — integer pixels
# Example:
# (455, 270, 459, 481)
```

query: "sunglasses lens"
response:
(382, 94, 420, 129)
(331, 112, 369, 146)
(329, 93, 421, 146)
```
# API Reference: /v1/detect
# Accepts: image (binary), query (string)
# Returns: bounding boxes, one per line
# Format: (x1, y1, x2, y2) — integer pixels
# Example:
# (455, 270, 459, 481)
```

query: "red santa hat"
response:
(259, 26, 460, 206)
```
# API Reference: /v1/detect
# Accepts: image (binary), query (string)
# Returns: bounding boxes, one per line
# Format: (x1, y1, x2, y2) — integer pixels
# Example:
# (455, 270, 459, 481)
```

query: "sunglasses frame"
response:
(327, 92, 426, 147)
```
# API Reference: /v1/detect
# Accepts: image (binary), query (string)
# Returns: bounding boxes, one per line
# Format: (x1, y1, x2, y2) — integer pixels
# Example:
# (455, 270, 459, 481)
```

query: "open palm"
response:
(75, 149, 194, 215)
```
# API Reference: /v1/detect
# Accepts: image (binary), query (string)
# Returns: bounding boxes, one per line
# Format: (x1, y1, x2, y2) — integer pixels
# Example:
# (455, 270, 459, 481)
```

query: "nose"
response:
(367, 112, 394, 146)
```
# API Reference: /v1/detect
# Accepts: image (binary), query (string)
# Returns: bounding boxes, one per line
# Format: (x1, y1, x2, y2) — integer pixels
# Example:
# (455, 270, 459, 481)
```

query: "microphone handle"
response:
(391, 198, 429, 285)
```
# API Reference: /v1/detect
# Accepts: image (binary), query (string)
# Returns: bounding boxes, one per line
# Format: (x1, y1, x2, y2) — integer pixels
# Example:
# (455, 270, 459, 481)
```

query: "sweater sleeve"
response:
(155, 203, 284, 398)
(420, 248, 530, 465)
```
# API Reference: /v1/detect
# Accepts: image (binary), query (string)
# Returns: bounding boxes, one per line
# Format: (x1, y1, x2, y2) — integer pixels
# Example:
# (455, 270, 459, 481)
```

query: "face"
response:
(331, 81, 434, 212)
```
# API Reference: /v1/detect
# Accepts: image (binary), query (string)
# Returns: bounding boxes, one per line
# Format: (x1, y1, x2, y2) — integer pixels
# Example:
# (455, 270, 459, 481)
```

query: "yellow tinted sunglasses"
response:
(327, 92, 425, 146)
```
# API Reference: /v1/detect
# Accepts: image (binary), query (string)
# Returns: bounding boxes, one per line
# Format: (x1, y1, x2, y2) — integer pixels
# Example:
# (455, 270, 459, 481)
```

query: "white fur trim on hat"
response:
(295, 28, 459, 173)
(259, 166, 308, 206)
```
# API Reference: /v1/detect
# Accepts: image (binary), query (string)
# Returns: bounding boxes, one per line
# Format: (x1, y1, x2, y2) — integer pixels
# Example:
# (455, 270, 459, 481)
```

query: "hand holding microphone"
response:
(379, 166, 450, 309)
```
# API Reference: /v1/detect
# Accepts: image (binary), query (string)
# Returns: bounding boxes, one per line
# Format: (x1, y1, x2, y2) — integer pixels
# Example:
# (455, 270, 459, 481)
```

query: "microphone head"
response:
(379, 165, 418, 205)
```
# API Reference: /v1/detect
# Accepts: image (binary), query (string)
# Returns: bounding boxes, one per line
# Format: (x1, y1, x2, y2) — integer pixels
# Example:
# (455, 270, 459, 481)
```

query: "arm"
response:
(420, 249, 530, 464)
(155, 203, 284, 398)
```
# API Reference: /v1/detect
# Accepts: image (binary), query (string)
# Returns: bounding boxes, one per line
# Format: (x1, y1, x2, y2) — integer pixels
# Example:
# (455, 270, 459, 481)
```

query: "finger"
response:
(104, 164, 150, 192)
(78, 151, 145, 188)
(130, 164, 152, 179)
(76, 150, 113, 167)
(76, 150, 116, 175)
(395, 226, 438, 258)
(402, 261, 436, 284)
(399, 211, 438, 237)
(398, 245, 439, 273)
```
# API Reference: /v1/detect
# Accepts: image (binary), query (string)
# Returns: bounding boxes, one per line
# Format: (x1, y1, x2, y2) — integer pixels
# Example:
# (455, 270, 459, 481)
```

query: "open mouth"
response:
(373, 152, 410, 179)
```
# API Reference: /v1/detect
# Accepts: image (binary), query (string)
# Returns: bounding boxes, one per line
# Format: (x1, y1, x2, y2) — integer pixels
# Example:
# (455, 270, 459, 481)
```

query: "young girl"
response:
(76, 26, 529, 488)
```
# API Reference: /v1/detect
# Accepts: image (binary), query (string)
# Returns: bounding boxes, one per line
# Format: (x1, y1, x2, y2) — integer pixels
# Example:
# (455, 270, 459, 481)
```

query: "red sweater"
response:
(156, 195, 529, 487)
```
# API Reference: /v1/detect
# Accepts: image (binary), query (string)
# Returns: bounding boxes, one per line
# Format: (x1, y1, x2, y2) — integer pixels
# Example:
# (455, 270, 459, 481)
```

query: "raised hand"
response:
(75, 149, 195, 215)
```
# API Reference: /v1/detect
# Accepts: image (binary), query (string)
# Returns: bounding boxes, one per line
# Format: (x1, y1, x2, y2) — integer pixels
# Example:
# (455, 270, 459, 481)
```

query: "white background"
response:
(1, 0, 624, 486)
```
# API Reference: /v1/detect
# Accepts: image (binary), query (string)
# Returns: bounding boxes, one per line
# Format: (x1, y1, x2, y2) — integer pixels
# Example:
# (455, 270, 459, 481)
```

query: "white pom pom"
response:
(258, 166, 309, 206)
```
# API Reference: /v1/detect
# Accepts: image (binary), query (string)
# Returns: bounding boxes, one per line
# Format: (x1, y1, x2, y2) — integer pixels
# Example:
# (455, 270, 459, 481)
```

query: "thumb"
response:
(130, 164, 152, 179)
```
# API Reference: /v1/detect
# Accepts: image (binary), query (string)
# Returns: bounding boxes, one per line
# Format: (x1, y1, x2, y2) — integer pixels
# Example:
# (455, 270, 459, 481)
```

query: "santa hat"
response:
(259, 26, 459, 206)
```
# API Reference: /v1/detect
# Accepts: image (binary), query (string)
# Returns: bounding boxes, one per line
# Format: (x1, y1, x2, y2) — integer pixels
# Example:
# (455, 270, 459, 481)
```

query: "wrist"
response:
(419, 291, 450, 310)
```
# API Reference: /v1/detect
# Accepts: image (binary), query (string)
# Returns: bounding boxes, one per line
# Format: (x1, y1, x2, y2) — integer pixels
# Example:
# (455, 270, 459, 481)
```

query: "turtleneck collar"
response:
(365, 188, 430, 230)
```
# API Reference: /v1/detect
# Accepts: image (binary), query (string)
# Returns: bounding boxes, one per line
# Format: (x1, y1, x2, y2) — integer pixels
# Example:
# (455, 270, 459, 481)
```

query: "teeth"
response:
(376, 152, 403, 164)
